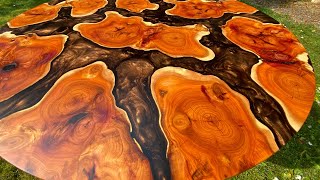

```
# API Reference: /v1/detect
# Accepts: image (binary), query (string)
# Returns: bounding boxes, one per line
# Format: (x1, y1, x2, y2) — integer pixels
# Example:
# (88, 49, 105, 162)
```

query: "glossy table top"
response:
(0, 0, 316, 179)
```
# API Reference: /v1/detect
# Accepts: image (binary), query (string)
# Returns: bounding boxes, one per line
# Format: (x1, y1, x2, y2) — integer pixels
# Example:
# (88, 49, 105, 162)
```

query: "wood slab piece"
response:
(221, 17, 306, 63)
(67, 0, 108, 17)
(8, 0, 108, 28)
(165, 0, 257, 19)
(8, 3, 64, 28)
(74, 11, 214, 61)
(0, 62, 152, 180)
(252, 61, 316, 131)
(0, 32, 67, 101)
(151, 67, 278, 179)
(116, 0, 159, 13)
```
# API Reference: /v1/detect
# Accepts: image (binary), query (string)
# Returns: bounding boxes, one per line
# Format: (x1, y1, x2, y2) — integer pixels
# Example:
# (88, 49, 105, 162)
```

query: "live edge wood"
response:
(221, 17, 306, 63)
(0, 62, 152, 179)
(8, 0, 108, 28)
(0, 0, 316, 180)
(73, 11, 214, 60)
(116, 0, 159, 12)
(151, 67, 278, 179)
(0, 32, 67, 101)
(164, 0, 257, 19)
(7, 3, 63, 28)
(252, 62, 316, 131)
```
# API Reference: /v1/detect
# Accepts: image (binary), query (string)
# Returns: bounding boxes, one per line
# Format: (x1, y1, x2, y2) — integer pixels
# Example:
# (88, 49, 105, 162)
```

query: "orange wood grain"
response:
(221, 17, 306, 63)
(8, 0, 108, 28)
(0, 62, 152, 180)
(8, 3, 63, 28)
(141, 24, 213, 61)
(0, 32, 67, 101)
(74, 12, 145, 47)
(151, 67, 278, 179)
(252, 61, 316, 131)
(165, 0, 257, 19)
(116, 0, 158, 13)
(67, 0, 108, 17)
(73, 11, 214, 61)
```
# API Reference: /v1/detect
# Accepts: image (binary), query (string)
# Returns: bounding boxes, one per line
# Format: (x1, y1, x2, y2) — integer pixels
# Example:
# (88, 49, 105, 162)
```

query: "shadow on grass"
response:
(0, 157, 38, 180)
(267, 102, 320, 169)
(232, 102, 320, 180)
(242, 0, 300, 8)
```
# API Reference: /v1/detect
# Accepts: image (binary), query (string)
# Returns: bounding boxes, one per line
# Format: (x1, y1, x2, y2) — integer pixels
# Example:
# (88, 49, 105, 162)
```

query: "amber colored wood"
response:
(221, 17, 306, 63)
(74, 12, 145, 47)
(7, 0, 108, 28)
(73, 11, 214, 61)
(7, 3, 63, 28)
(0, 62, 152, 180)
(116, 0, 158, 13)
(151, 67, 278, 179)
(0, 32, 67, 102)
(252, 61, 316, 131)
(165, 0, 257, 19)
(67, 0, 108, 17)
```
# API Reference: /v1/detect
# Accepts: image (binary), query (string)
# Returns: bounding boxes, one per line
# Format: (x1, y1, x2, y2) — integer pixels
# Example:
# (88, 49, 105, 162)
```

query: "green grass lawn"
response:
(0, 0, 319, 179)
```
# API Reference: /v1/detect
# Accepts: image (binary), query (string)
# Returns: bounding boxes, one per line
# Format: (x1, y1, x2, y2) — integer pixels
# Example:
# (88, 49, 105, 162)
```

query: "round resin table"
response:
(0, 0, 316, 179)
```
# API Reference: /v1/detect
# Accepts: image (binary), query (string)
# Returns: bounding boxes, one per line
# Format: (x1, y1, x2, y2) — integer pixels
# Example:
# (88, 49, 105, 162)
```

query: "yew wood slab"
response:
(0, 0, 316, 180)
(151, 67, 278, 179)
(0, 32, 67, 101)
(0, 62, 152, 179)
(116, 0, 159, 12)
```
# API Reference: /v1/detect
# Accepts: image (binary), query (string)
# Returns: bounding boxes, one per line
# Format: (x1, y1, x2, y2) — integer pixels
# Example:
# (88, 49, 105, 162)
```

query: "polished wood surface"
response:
(222, 16, 316, 131)
(151, 67, 278, 179)
(8, 3, 63, 28)
(0, 32, 67, 101)
(8, 0, 108, 28)
(116, 0, 158, 12)
(0, 0, 316, 179)
(221, 17, 306, 63)
(74, 11, 214, 60)
(0, 62, 152, 179)
(164, 0, 257, 19)
(252, 62, 315, 131)
(67, 0, 108, 17)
